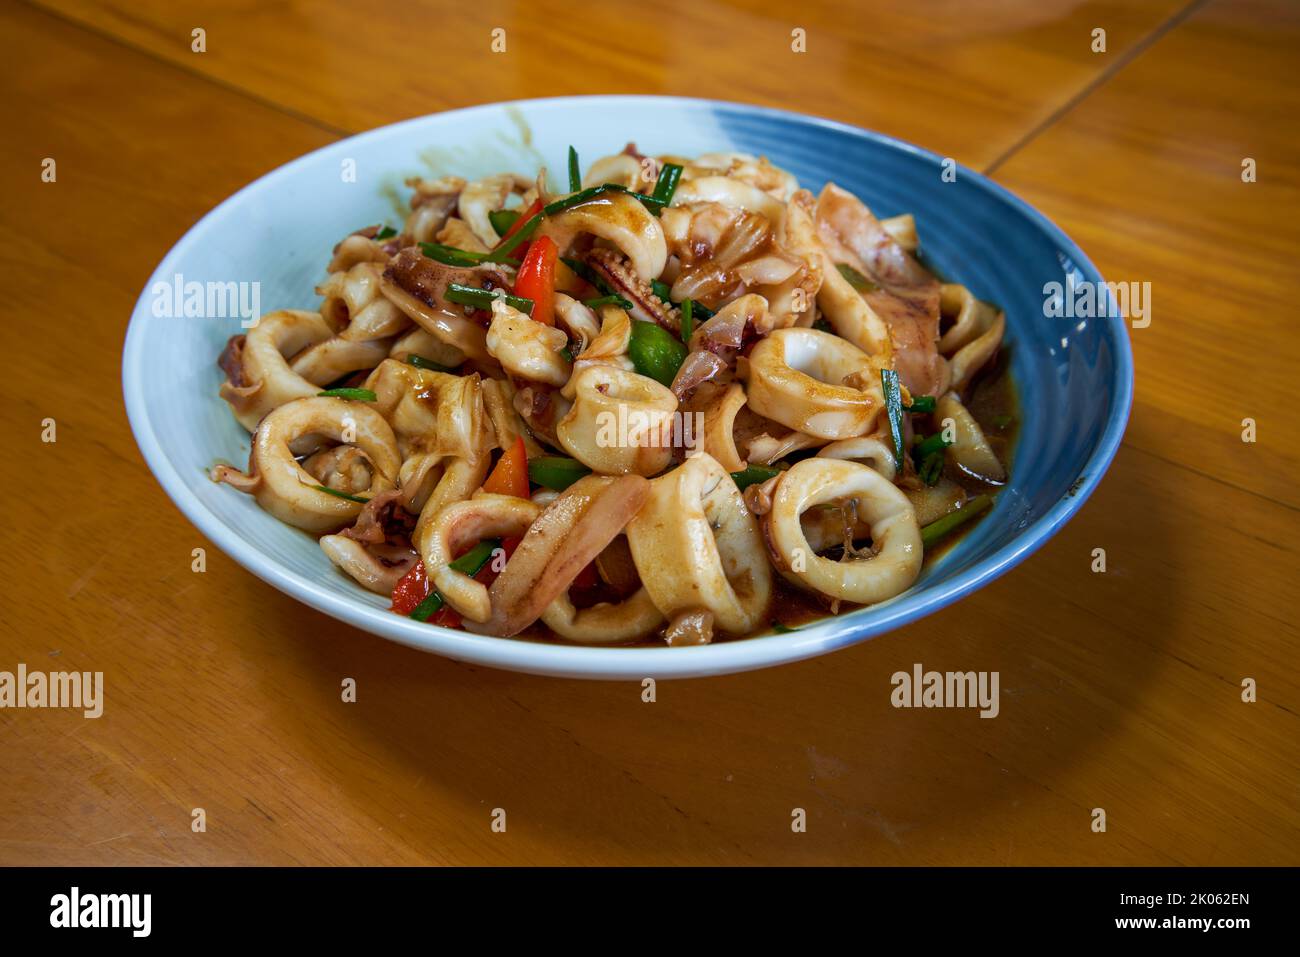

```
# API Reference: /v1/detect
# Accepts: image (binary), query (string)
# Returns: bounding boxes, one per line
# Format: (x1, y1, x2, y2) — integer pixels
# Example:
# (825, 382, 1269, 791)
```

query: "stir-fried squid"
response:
(212, 145, 1015, 644)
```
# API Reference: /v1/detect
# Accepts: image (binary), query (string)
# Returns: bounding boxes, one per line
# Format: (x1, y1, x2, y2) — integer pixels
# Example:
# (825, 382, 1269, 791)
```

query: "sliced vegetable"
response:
(487, 185, 665, 263)
(445, 282, 534, 315)
(482, 436, 529, 499)
(528, 455, 591, 491)
(409, 538, 502, 622)
(912, 431, 953, 461)
(512, 235, 558, 326)
(881, 368, 906, 472)
(812, 317, 833, 333)
(731, 464, 782, 490)
(485, 197, 543, 263)
(390, 559, 431, 615)
(628, 319, 687, 387)
(836, 263, 880, 293)
(311, 485, 370, 504)
(488, 208, 519, 238)
(583, 293, 633, 310)
(652, 162, 683, 205)
(772, 623, 799, 633)
(419, 241, 508, 268)
(406, 354, 457, 373)
(317, 387, 377, 402)
(680, 298, 694, 343)
(905, 395, 937, 414)
(917, 450, 945, 486)
(374, 225, 397, 240)
(567, 145, 581, 193)
(921, 494, 993, 548)
(650, 279, 672, 303)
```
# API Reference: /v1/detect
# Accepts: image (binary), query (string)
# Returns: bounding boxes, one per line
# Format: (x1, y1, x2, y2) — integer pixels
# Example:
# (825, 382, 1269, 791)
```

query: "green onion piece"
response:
(488, 184, 665, 264)
(652, 162, 683, 205)
(445, 282, 534, 315)
(410, 538, 502, 622)
(921, 494, 993, 548)
(812, 317, 833, 333)
(584, 294, 633, 310)
(731, 464, 782, 491)
(374, 225, 397, 240)
(628, 319, 688, 387)
(680, 298, 694, 343)
(488, 209, 519, 238)
(905, 395, 937, 414)
(560, 346, 574, 363)
(407, 354, 456, 373)
(918, 450, 945, 486)
(317, 388, 377, 402)
(772, 623, 799, 634)
(568, 146, 582, 193)
(312, 485, 370, 504)
(650, 279, 672, 302)
(528, 456, 591, 491)
(419, 241, 487, 267)
(913, 431, 953, 461)
(836, 263, 880, 293)
(881, 368, 905, 472)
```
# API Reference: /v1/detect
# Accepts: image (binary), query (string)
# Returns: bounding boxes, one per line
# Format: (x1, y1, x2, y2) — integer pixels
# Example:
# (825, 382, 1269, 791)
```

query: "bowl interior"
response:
(123, 96, 1130, 678)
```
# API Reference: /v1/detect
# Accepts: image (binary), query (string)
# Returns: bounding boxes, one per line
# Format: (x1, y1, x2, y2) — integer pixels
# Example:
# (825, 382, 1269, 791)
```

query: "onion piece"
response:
(669, 349, 727, 399)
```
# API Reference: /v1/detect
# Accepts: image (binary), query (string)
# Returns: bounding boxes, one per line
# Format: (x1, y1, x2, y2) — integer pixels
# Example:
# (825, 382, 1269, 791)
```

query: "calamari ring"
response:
(214, 396, 401, 533)
(534, 191, 667, 282)
(219, 309, 335, 431)
(744, 327, 881, 439)
(557, 365, 679, 476)
(541, 584, 664, 645)
(817, 435, 898, 482)
(626, 452, 772, 635)
(421, 493, 542, 623)
(762, 458, 921, 605)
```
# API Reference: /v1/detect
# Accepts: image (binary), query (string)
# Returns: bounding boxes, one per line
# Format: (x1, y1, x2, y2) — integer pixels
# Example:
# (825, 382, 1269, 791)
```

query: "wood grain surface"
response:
(2, 0, 1296, 866)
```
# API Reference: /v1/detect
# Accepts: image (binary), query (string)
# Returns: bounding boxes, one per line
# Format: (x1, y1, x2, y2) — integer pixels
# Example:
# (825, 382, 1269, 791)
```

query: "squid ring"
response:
(219, 309, 335, 431)
(762, 458, 921, 605)
(744, 327, 881, 439)
(540, 586, 664, 645)
(817, 435, 898, 482)
(557, 365, 679, 476)
(214, 396, 402, 533)
(421, 493, 542, 623)
(626, 453, 772, 635)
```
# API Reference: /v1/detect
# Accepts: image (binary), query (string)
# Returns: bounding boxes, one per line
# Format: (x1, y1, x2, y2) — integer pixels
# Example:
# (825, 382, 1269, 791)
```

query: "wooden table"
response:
(3, 0, 1296, 865)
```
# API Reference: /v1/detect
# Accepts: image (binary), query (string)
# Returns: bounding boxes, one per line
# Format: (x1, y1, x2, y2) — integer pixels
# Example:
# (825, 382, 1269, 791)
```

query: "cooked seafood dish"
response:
(212, 145, 1013, 645)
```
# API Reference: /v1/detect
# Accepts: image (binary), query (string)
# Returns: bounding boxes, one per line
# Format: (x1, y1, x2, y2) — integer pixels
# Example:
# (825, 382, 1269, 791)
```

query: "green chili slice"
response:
(628, 319, 687, 387)
(488, 209, 519, 238)
(528, 456, 592, 491)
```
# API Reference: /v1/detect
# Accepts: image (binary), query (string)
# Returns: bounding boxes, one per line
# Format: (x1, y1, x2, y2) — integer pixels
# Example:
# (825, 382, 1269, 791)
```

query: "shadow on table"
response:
(248, 442, 1179, 864)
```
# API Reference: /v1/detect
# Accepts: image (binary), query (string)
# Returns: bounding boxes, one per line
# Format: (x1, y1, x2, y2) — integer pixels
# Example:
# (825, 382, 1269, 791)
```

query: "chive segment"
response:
(317, 388, 377, 402)
(905, 395, 937, 414)
(652, 162, 683, 205)
(680, 298, 694, 343)
(410, 538, 502, 622)
(528, 456, 592, 491)
(568, 146, 582, 193)
(584, 294, 633, 310)
(374, 225, 397, 240)
(921, 494, 993, 548)
(445, 281, 534, 314)
(836, 263, 880, 293)
(918, 451, 945, 486)
(488, 209, 520, 238)
(486, 183, 665, 263)
(912, 431, 953, 461)
(407, 354, 456, 372)
(731, 464, 782, 491)
(650, 279, 672, 303)
(312, 485, 370, 504)
(881, 368, 906, 472)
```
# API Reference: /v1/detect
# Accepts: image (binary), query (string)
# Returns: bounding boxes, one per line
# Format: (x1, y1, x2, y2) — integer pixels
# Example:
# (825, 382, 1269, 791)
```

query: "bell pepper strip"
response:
(482, 436, 530, 499)
(628, 319, 687, 387)
(390, 558, 432, 616)
(513, 235, 558, 326)
(528, 455, 592, 491)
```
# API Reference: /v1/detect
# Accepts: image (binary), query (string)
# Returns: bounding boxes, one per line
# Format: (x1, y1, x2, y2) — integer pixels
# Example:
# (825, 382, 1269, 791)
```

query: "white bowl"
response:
(123, 96, 1129, 679)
